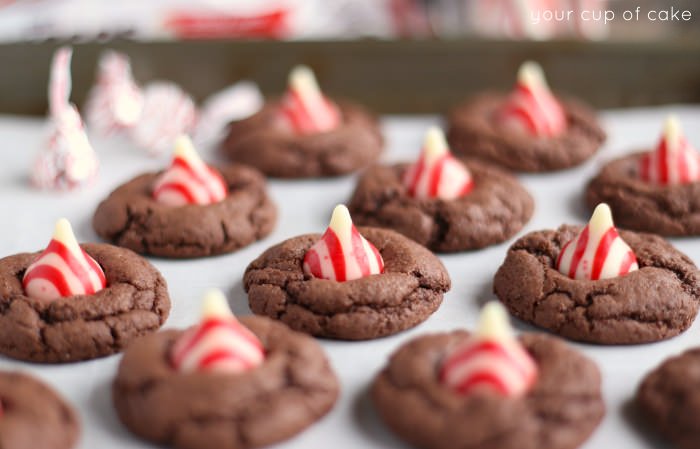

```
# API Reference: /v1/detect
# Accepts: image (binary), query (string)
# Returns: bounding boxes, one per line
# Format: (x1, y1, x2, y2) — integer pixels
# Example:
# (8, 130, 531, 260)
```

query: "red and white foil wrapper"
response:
(498, 61, 567, 138)
(441, 302, 537, 397)
(23, 218, 106, 301)
(639, 116, 700, 185)
(279, 65, 341, 134)
(152, 135, 228, 207)
(129, 81, 197, 156)
(557, 203, 639, 281)
(84, 51, 143, 136)
(303, 205, 384, 282)
(193, 81, 263, 148)
(403, 127, 474, 200)
(33, 46, 99, 191)
(171, 289, 265, 374)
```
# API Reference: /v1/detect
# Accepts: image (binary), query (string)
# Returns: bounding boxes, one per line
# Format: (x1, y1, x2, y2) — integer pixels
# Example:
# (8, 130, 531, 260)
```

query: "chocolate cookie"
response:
(0, 371, 80, 449)
(113, 316, 339, 449)
(222, 101, 383, 178)
(636, 348, 700, 449)
(348, 158, 534, 252)
(494, 225, 700, 344)
(447, 93, 606, 172)
(93, 164, 276, 258)
(0, 243, 170, 362)
(586, 152, 700, 236)
(372, 331, 605, 449)
(243, 227, 451, 340)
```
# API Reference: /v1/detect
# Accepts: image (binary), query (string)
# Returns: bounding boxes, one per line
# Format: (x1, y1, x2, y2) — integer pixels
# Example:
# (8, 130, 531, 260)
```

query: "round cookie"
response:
(113, 316, 339, 449)
(222, 102, 383, 178)
(586, 152, 700, 236)
(348, 158, 534, 252)
(447, 93, 606, 172)
(0, 371, 80, 449)
(0, 243, 170, 362)
(93, 164, 276, 258)
(494, 225, 700, 344)
(243, 227, 451, 340)
(372, 331, 605, 449)
(636, 348, 700, 449)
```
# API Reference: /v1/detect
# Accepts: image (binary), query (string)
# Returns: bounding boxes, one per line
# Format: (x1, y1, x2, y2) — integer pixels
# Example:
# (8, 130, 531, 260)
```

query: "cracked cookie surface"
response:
(372, 331, 604, 449)
(93, 164, 276, 258)
(447, 93, 605, 172)
(221, 101, 383, 178)
(586, 152, 700, 236)
(636, 348, 700, 449)
(494, 225, 700, 344)
(348, 159, 534, 252)
(0, 243, 170, 362)
(243, 227, 451, 340)
(0, 371, 80, 449)
(113, 316, 339, 449)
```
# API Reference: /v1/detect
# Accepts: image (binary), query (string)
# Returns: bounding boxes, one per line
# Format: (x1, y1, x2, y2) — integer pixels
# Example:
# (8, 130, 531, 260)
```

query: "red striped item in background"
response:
(639, 116, 700, 185)
(278, 65, 341, 135)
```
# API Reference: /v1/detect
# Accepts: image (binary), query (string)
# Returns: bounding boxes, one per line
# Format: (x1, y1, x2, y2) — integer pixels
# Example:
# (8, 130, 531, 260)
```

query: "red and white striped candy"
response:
(441, 302, 537, 397)
(171, 289, 265, 374)
(557, 203, 638, 281)
(130, 81, 198, 156)
(498, 61, 567, 138)
(403, 127, 474, 199)
(639, 116, 700, 185)
(152, 135, 228, 207)
(278, 65, 341, 134)
(85, 51, 144, 136)
(23, 218, 106, 301)
(303, 205, 384, 282)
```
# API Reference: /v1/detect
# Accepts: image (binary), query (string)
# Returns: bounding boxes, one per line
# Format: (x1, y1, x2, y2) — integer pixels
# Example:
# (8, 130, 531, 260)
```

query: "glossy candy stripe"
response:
(440, 302, 537, 397)
(639, 116, 700, 185)
(556, 203, 638, 281)
(23, 219, 106, 301)
(279, 65, 340, 134)
(403, 127, 474, 199)
(303, 205, 384, 282)
(170, 289, 264, 374)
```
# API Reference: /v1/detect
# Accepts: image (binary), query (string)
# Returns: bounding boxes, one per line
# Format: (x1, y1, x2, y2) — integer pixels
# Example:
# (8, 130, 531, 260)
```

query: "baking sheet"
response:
(1, 106, 700, 449)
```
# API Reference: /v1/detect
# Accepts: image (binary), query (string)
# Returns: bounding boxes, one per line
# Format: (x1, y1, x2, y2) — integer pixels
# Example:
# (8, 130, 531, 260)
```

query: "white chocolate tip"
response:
(663, 115, 682, 148)
(173, 134, 201, 162)
(517, 61, 547, 88)
(289, 65, 321, 95)
(201, 288, 233, 319)
(423, 126, 449, 159)
(328, 204, 353, 236)
(476, 302, 514, 340)
(52, 218, 82, 253)
(589, 203, 614, 233)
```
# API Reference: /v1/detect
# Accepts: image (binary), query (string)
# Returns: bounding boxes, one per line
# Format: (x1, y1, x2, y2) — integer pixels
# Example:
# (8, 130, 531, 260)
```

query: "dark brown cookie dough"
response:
(243, 227, 451, 340)
(586, 151, 700, 236)
(372, 331, 604, 449)
(0, 243, 170, 362)
(93, 164, 276, 258)
(348, 158, 534, 252)
(447, 93, 606, 172)
(494, 225, 700, 344)
(0, 371, 80, 449)
(221, 101, 384, 178)
(113, 316, 339, 449)
(636, 348, 700, 449)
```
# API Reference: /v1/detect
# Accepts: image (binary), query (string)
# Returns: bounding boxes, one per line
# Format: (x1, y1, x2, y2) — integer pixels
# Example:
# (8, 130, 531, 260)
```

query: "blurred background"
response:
(0, 0, 699, 114)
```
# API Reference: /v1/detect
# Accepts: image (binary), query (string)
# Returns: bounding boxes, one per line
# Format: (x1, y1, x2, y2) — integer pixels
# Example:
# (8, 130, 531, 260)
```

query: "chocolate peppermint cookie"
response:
(113, 292, 339, 449)
(0, 371, 80, 449)
(93, 136, 276, 258)
(372, 304, 605, 449)
(636, 348, 700, 449)
(494, 204, 700, 344)
(222, 66, 383, 178)
(586, 117, 700, 236)
(0, 219, 170, 363)
(348, 128, 533, 252)
(244, 205, 451, 340)
(447, 62, 605, 173)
